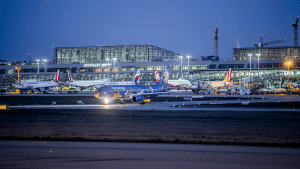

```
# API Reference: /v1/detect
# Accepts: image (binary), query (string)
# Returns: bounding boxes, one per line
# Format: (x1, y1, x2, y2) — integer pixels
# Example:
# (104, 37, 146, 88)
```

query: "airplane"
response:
(201, 55, 219, 61)
(99, 69, 140, 86)
(17, 70, 60, 94)
(94, 66, 171, 104)
(190, 68, 232, 93)
(154, 70, 191, 89)
(66, 69, 140, 89)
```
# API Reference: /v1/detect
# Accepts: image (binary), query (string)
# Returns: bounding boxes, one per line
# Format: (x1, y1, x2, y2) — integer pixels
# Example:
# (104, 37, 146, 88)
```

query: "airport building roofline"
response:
(233, 46, 300, 50)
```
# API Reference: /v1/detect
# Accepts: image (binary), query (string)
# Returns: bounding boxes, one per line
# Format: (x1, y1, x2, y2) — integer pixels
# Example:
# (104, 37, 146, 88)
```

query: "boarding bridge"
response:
(193, 82, 215, 95)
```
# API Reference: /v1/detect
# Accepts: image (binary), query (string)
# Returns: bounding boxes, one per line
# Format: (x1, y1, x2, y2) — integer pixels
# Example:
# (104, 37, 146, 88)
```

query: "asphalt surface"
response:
(1, 108, 299, 147)
(1, 92, 300, 168)
(1, 141, 299, 169)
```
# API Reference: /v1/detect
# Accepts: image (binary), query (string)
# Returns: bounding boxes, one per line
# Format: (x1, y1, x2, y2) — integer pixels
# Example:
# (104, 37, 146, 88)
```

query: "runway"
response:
(1, 108, 299, 147)
(1, 141, 299, 169)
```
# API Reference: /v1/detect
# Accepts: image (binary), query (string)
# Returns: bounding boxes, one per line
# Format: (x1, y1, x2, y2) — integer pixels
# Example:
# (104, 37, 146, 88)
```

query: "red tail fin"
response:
(224, 68, 232, 83)
(154, 70, 160, 84)
(66, 70, 73, 82)
(53, 70, 60, 82)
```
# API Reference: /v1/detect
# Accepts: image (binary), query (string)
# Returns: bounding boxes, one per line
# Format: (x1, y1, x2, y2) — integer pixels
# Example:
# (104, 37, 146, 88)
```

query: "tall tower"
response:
(214, 26, 219, 56)
(293, 16, 299, 46)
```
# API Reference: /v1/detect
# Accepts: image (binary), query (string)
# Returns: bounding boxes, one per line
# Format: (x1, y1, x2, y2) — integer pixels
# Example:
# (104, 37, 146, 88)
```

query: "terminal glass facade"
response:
(55, 45, 182, 64)
(233, 46, 300, 61)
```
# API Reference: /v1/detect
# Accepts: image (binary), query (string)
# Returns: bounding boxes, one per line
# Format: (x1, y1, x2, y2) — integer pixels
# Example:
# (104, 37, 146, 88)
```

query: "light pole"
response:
(248, 54, 252, 89)
(256, 54, 261, 76)
(106, 58, 110, 78)
(113, 58, 117, 70)
(112, 58, 117, 80)
(28, 53, 31, 64)
(187, 55, 191, 77)
(15, 66, 21, 85)
(179, 56, 183, 78)
(285, 61, 292, 92)
(43, 59, 47, 73)
(36, 59, 40, 80)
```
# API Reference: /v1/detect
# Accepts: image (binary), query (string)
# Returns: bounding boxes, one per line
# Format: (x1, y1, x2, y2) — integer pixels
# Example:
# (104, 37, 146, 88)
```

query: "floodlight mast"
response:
(214, 26, 218, 57)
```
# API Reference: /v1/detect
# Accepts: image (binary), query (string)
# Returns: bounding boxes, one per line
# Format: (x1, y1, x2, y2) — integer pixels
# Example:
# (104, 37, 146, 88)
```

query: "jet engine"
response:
(131, 95, 144, 103)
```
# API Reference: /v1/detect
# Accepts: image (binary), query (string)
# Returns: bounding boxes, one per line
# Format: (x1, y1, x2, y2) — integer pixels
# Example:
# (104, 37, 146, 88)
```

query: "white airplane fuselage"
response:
(168, 79, 191, 86)
(67, 79, 109, 88)
(100, 81, 136, 86)
(17, 81, 59, 93)
(206, 81, 228, 88)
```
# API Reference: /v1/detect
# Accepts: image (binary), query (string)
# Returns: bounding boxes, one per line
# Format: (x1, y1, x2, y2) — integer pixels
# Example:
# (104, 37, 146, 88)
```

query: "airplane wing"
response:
(130, 91, 171, 103)
(129, 91, 170, 98)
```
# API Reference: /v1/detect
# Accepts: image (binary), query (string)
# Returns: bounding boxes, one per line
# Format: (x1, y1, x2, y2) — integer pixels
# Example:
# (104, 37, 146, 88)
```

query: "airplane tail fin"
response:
(53, 69, 60, 82)
(66, 70, 74, 82)
(224, 68, 232, 83)
(133, 69, 140, 85)
(156, 66, 171, 89)
(154, 70, 160, 84)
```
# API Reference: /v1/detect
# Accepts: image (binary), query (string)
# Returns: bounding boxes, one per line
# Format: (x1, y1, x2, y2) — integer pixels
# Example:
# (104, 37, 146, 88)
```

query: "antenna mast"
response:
(214, 26, 218, 56)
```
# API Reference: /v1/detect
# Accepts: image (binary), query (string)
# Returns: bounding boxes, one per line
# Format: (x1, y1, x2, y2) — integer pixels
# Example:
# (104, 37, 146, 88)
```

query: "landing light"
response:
(104, 98, 110, 104)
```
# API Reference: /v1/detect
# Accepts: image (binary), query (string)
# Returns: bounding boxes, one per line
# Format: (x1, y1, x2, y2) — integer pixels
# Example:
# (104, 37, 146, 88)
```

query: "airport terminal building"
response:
(233, 46, 300, 61)
(55, 45, 182, 64)
(1, 45, 300, 89)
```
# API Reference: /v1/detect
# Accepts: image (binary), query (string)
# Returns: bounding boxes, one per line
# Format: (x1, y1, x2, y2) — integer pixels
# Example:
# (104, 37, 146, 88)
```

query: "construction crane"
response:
(293, 16, 299, 46)
(254, 36, 285, 48)
(214, 26, 218, 56)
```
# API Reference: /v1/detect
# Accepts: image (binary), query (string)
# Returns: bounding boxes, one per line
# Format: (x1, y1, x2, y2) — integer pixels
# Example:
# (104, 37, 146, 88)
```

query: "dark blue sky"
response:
(1, 0, 299, 62)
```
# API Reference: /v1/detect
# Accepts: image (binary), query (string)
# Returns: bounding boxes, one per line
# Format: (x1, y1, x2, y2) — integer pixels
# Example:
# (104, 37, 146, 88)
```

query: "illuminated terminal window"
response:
(55, 45, 182, 64)
(138, 66, 145, 70)
(146, 66, 166, 71)
(173, 65, 180, 70)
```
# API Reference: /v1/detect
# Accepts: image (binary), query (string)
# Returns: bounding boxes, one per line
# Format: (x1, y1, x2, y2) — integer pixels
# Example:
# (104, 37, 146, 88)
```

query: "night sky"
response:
(1, 0, 299, 62)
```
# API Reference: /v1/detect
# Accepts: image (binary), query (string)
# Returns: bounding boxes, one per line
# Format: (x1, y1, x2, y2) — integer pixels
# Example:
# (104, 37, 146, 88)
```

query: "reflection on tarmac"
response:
(1, 141, 300, 169)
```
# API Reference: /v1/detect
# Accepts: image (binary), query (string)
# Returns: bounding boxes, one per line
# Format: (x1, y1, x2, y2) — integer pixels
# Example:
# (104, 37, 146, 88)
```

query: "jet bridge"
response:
(190, 82, 215, 95)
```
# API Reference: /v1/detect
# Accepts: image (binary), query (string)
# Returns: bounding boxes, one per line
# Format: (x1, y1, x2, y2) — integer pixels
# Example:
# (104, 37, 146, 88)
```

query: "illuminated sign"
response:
(83, 63, 101, 67)
(83, 63, 112, 67)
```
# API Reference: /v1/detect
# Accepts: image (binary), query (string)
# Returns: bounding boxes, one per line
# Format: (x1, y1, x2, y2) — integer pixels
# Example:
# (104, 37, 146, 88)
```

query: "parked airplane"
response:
(207, 68, 232, 88)
(94, 66, 171, 104)
(154, 70, 191, 89)
(190, 68, 232, 92)
(201, 55, 219, 61)
(66, 69, 140, 89)
(17, 70, 60, 94)
(100, 69, 140, 86)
